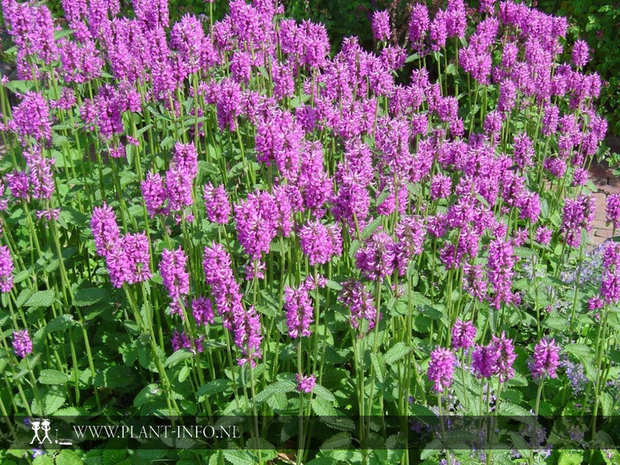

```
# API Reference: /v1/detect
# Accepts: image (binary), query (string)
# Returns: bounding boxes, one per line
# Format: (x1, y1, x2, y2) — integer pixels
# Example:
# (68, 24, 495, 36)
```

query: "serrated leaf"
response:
(24, 290, 55, 307)
(16, 288, 34, 308)
(165, 349, 194, 367)
(348, 239, 361, 259)
(245, 438, 277, 460)
(56, 450, 82, 465)
(384, 342, 410, 364)
(419, 439, 441, 459)
(178, 365, 191, 383)
(94, 365, 133, 388)
(370, 353, 386, 383)
(312, 384, 336, 402)
(73, 287, 108, 307)
(134, 384, 161, 408)
(558, 451, 584, 465)
(254, 380, 296, 403)
(564, 343, 594, 361)
(103, 447, 126, 465)
(509, 431, 530, 460)
(543, 316, 569, 331)
(319, 432, 352, 450)
(311, 397, 337, 416)
(32, 388, 65, 416)
(44, 314, 75, 334)
(39, 369, 70, 385)
(223, 450, 257, 465)
(326, 280, 342, 291)
(361, 217, 382, 239)
(33, 455, 54, 465)
(197, 379, 229, 399)
(499, 402, 536, 425)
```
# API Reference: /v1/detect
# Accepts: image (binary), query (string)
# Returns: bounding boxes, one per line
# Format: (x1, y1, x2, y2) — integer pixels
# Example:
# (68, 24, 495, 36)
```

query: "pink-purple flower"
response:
(0, 246, 14, 293)
(296, 373, 316, 393)
(530, 338, 561, 380)
(451, 319, 476, 350)
(12, 329, 32, 358)
(427, 346, 456, 393)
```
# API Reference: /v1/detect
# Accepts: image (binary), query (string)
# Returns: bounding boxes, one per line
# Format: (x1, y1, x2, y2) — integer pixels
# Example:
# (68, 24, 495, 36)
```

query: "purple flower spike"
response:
(472, 344, 499, 379)
(192, 297, 215, 326)
(299, 220, 342, 266)
(606, 193, 620, 231)
(296, 373, 316, 394)
(491, 332, 516, 383)
(372, 11, 391, 42)
(284, 283, 314, 339)
(160, 247, 190, 302)
(451, 319, 476, 350)
(13, 330, 32, 358)
(427, 346, 456, 393)
(204, 183, 231, 224)
(571, 40, 589, 68)
(530, 338, 561, 380)
(90, 203, 120, 257)
(0, 246, 14, 293)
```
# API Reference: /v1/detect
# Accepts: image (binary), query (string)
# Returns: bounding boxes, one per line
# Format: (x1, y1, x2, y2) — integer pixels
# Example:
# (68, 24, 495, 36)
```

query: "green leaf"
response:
(32, 388, 66, 416)
(55, 450, 83, 465)
(600, 392, 613, 416)
(165, 349, 194, 367)
(94, 365, 133, 388)
(73, 287, 108, 307)
(33, 455, 54, 465)
(514, 247, 534, 258)
(499, 402, 536, 425)
(361, 217, 382, 239)
(13, 269, 31, 284)
(39, 369, 70, 385)
(5, 80, 35, 94)
(405, 53, 420, 63)
(558, 451, 584, 465)
(608, 350, 620, 364)
(312, 384, 336, 402)
(509, 431, 530, 461)
(16, 289, 34, 308)
(133, 384, 161, 408)
(245, 438, 277, 460)
(564, 343, 594, 361)
(254, 380, 296, 403)
(24, 290, 55, 308)
(319, 432, 352, 450)
(311, 397, 337, 416)
(223, 450, 257, 465)
(178, 366, 191, 383)
(326, 280, 342, 291)
(410, 292, 432, 307)
(384, 342, 410, 364)
(307, 458, 334, 465)
(445, 63, 458, 75)
(44, 314, 76, 334)
(103, 447, 127, 465)
(348, 239, 361, 259)
(543, 316, 569, 331)
(419, 439, 441, 460)
(197, 379, 229, 400)
(370, 353, 386, 383)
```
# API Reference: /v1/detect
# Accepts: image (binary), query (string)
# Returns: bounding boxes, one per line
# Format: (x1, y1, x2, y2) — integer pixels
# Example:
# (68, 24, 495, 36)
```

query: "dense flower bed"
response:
(0, 0, 618, 464)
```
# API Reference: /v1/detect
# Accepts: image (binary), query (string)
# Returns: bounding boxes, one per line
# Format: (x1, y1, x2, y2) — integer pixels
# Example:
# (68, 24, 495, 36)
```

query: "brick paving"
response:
(588, 161, 619, 247)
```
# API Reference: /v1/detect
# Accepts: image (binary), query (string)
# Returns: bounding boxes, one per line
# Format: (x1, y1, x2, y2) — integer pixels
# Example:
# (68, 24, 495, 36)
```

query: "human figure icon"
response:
(30, 421, 41, 445)
(40, 420, 52, 444)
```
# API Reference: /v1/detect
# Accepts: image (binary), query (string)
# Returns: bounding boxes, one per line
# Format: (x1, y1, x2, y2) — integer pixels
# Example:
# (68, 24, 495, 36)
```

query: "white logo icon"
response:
(30, 419, 52, 445)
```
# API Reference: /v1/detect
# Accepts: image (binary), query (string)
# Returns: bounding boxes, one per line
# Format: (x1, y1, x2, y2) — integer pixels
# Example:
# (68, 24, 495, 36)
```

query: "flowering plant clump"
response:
(0, 0, 618, 463)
